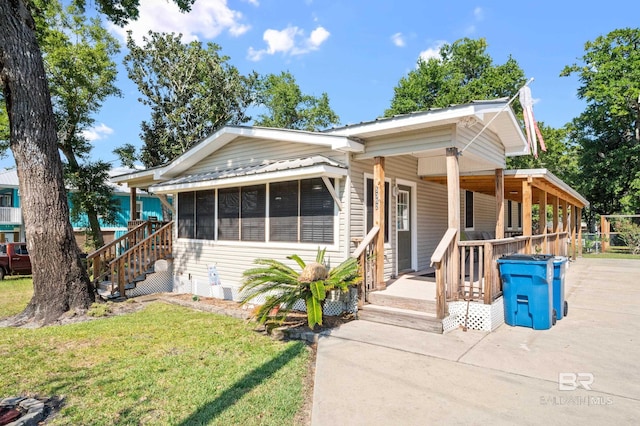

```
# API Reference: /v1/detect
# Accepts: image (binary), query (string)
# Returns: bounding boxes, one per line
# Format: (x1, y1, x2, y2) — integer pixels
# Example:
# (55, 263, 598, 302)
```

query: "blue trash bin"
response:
(497, 254, 556, 330)
(553, 256, 569, 320)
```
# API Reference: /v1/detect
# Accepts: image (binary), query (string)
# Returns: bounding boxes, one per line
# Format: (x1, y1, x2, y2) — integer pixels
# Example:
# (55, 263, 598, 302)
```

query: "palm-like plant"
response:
(240, 248, 361, 328)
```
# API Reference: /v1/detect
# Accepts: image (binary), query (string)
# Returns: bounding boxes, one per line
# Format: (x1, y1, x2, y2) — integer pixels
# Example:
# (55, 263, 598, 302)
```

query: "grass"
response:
(0, 276, 33, 318)
(582, 246, 640, 259)
(0, 280, 312, 425)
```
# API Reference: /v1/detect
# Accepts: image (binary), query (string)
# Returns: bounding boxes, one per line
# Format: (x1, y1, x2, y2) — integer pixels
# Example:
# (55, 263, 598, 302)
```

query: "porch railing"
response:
(108, 221, 173, 296)
(352, 226, 379, 308)
(0, 206, 22, 224)
(430, 228, 457, 319)
(87, 220, 173, 295)
(433, 231, 571, 317)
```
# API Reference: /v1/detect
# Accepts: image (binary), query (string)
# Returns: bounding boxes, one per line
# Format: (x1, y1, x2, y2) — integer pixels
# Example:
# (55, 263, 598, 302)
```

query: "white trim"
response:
(322, 176, 343, 211)
(343, 153, 352, 260)
(175, 237, 340, 253)
(395, 178, 417, 272)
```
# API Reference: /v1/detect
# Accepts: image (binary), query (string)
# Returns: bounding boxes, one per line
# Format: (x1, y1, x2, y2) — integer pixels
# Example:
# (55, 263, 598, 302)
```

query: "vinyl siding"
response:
(350, 155, 449, 278)
(186, 137, 344, 175)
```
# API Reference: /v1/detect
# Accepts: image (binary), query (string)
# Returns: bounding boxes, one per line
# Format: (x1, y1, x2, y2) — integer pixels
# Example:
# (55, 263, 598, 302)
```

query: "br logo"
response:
(558, 373, 594, 391)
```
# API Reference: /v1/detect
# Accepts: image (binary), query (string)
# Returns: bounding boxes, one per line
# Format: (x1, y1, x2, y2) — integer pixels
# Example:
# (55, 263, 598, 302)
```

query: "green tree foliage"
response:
(386, 38, 526, 116)
(561, 28, 640, 217)
(255, 71, 340, 131)
(35, 0, 121, 249)
(506, 123, 579, 185)
(123, 31, 259, 167)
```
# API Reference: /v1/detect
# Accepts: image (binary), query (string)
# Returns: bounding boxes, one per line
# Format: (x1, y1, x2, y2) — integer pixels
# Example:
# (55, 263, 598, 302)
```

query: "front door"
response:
(397, 186, 412, 272)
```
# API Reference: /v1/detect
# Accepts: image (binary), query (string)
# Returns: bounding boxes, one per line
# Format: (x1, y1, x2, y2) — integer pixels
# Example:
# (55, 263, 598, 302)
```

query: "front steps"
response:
(358, 291, 443, 334)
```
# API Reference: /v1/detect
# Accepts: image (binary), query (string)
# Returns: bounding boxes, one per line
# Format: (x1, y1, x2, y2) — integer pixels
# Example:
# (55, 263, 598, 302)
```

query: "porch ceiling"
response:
(422, 169, 589, 208)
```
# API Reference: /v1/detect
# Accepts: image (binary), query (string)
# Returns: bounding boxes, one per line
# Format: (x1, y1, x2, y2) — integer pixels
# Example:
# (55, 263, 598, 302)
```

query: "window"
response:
(180, 179, 335, 244)
(397, 190, 409, 231)
(270, 181, 299, 242)
(218, 188, 240, 240)
(177, 192, 195, 238)
(0, 193, 12, 207)
(301, 178, 334, 243)
(517, 202, 523, 228)
(507, 200, 513, 229)
(241, 185, 266, 241)
(135, 201, 144, 220)
(366, 178, 390, 242)
(465, 190, 474, 229)
(196, 190, 215, 239)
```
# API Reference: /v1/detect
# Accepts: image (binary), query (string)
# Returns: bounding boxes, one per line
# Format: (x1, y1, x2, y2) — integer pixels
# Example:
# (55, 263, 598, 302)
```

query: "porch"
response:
(354, 158, 588, 333)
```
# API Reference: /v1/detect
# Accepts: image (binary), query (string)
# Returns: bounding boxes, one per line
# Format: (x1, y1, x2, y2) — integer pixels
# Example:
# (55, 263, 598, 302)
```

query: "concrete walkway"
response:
(311, 258, 640, 425)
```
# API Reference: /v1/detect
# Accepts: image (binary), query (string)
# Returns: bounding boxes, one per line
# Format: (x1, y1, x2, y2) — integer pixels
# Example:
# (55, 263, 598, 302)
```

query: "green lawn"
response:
(0, 280, 312, 425)
(0, 276, 34, 318)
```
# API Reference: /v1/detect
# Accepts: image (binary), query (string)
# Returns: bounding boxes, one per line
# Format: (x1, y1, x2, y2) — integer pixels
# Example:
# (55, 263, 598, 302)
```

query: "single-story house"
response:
(111, 99, 589, 331)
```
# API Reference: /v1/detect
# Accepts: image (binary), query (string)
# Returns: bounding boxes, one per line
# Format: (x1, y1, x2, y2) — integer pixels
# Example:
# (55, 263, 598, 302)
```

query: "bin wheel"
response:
(552, 309, 557, 326)
(564, 301, 568, 317)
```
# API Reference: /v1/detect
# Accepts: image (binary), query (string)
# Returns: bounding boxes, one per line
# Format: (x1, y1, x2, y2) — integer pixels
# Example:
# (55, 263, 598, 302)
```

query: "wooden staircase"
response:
(358, 284, 443, 334)
(86, 220, 173, 299)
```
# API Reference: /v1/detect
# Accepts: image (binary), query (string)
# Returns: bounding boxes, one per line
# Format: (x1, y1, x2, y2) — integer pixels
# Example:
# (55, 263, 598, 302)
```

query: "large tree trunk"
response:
(0, 0, 94, 325)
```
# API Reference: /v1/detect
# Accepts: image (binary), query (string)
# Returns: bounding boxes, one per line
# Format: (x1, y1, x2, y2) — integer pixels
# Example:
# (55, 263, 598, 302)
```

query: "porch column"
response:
(600, 215, 606, 252)
(446, 147, 460, 290)
(560, 199, 568, 257)
(522, 179, 533, 253)
(577, 207, 583, 258)
(571, 205, 578, 260)
(130, 187, 137, 221)
(540, 190, 547, 252)
(552, 195, 560, 254)
(373, 157, 386, 289)
(495, 168, 504, 239)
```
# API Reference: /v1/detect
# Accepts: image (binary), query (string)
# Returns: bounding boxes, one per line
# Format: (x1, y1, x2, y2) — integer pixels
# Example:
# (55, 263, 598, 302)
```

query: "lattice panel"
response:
(127, 261, 174, 297)
(443, 297, 505, 332)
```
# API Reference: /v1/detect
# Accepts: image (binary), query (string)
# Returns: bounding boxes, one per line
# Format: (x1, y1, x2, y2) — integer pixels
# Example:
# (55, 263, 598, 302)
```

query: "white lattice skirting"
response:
(126, 259, 174, 297)
(442, 296, 505, 333)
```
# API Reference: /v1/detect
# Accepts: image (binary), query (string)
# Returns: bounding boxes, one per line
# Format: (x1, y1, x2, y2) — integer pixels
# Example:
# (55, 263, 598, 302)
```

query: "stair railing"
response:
(86, 221, 150, 284)
(108, 221, 173, 297)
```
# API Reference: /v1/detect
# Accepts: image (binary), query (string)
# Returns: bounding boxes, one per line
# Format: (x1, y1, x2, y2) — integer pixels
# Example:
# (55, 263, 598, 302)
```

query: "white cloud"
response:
(244, 0, 259, 5)
(108, 0, 250, 44)
(82, 123, 113, 141)
(473, 7, 484, 21)
(419, 40, 446, 62)
(248, 25, 330, 61)
(391, 32, 405, 47)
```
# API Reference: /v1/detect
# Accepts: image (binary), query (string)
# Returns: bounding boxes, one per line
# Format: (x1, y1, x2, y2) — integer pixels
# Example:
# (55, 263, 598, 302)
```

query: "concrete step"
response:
(358, 304, 443, 334)
(367, 292, 437, 314)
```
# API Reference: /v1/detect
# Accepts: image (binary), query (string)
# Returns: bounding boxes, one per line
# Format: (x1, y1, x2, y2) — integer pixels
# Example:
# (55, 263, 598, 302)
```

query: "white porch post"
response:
(374, 157, 386, 290)
(446, 147, 460, 296)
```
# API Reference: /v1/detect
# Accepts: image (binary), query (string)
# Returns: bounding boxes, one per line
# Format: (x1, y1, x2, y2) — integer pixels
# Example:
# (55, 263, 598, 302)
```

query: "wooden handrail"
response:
(352, 226, 380, 308)
(353, 226, 380, 259)
(109, 221, 174, 297)
(430, 227, 457, 265)
(430, 228, 458, 319)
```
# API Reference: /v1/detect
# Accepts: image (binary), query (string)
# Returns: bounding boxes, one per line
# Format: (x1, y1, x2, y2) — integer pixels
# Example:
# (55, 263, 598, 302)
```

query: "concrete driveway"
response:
(311, 258, 640, 425)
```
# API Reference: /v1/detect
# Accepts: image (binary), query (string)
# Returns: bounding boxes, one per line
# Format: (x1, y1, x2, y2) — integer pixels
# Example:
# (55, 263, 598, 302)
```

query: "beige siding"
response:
(358, 126, 454, 159)
(456, 123, 505, 167)
(350, 155, 449, 278)
(187, 137, 344, 175)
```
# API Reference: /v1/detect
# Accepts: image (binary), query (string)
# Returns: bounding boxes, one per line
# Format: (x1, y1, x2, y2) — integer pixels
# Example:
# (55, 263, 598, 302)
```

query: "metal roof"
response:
(150, 155, 347, 192)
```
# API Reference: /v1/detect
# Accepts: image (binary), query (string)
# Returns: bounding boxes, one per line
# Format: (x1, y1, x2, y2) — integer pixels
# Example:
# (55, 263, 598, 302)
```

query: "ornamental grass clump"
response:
(240, 248, 361, 329)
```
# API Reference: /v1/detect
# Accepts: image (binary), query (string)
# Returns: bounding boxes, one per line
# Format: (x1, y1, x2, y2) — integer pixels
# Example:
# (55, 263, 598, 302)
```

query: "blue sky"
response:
(2, 0, 639, 169)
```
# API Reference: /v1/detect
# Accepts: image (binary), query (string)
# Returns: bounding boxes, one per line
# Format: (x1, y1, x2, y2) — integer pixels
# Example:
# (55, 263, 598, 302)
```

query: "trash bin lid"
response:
(499, 254, 554, 262)
(553, 256, 568, 263)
